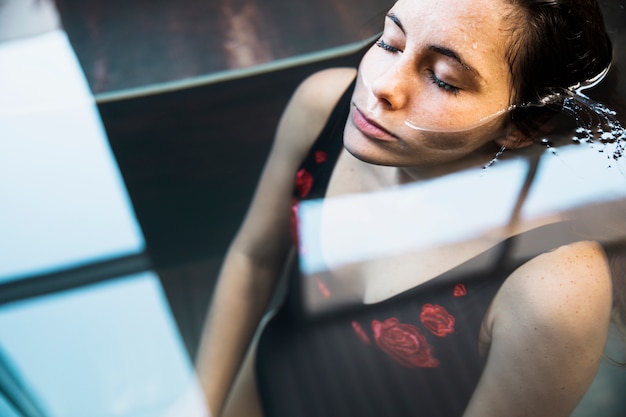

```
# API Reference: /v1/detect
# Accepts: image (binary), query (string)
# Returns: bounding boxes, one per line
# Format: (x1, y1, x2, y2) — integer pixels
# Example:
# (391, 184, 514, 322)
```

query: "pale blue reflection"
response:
(296, 142, 626, 414)
(298, 158, 528, 276)
(0, 29, 144, 282)
(298, 144, 626, 278)
(0, 272, 209, 417)
(0, 394, 22, 417)
(521, 144, 626, 220)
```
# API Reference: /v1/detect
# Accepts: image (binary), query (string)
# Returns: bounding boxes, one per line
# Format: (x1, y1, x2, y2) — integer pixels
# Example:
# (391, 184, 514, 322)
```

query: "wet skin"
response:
(344, 0, 518, 171)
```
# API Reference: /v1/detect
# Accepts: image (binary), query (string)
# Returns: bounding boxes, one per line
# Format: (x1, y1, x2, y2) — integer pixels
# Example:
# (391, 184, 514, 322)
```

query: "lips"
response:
(352, 107, 398, 141)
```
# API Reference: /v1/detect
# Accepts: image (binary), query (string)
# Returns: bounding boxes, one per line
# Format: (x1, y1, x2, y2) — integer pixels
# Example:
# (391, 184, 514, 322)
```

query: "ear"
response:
(494, 125, 534, 149)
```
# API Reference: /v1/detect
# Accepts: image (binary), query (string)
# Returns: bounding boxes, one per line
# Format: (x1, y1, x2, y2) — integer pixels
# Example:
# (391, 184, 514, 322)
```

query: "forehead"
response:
(389, 0, 515, 79)
(389, 0, 514, 51)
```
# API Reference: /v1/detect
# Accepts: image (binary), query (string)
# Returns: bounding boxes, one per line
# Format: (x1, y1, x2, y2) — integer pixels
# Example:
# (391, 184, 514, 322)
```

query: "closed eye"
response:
(377, 38, 460, 96)
(376, 39, 402, 53)
(428, 72, 460, 95)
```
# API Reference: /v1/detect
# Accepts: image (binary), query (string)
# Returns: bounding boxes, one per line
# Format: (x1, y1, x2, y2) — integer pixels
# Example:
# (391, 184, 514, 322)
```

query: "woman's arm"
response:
(194, 68, 357, 417)
(464, 240, 613, 417)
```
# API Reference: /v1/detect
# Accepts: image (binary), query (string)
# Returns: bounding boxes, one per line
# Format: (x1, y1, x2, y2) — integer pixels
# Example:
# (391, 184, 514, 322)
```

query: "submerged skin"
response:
(195, 0, 614, 415)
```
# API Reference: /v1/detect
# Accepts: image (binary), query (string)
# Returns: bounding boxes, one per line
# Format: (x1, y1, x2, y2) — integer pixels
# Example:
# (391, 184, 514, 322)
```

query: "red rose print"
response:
(372, 318, 439, 368)
(420, 304, 455, 337)
(352, 320, 371, 345)
(295, 168, 313, 198)
(453, 283, 467, 297)
(314, 150, 328, 164)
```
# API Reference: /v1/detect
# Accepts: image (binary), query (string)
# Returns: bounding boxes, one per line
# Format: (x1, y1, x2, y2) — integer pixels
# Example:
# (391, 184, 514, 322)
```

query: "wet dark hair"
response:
(504, 0, 614, 137)
(505, 0, 626, 362)
(509, 0, 626, 365)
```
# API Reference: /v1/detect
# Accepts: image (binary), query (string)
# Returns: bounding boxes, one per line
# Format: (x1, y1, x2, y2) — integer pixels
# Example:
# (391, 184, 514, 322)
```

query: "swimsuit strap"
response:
(292, 79, 356, 202)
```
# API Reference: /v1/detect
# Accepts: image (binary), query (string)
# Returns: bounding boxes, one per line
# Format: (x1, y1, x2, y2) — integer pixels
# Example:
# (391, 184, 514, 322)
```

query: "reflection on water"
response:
(0, 6, 209, 416)
(296, 136, 626, 415)
(0, 273, 209, 417)
(299, 140, 626, 307)
(0, 28, 144, 283)
(2, 0, 625, 416)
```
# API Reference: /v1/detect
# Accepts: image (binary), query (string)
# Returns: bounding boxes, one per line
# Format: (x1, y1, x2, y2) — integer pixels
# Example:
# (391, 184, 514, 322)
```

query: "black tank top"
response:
(255, 81, 528, 417)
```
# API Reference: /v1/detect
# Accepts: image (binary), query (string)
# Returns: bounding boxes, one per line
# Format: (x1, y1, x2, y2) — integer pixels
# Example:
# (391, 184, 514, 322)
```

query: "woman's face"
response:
(344, 0, 518, 168)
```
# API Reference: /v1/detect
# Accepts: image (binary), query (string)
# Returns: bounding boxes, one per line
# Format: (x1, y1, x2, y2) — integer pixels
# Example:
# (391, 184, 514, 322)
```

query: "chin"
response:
(344, 138, 412, 168)
(344, 144, 384, 166)
(343, 124, 392, 165)
(343, 135, 385, 166)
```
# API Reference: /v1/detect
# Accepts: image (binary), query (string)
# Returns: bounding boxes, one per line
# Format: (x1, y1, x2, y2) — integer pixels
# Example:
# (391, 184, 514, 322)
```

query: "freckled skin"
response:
(469, 241, 612, 417)
(196, 0, 615, 415)
(344, 0, 518, 170)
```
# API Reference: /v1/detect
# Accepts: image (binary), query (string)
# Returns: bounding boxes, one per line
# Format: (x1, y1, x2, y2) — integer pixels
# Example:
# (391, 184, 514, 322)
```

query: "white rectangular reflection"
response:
(299, 146, 626, 276)
(0, 30, 144, 281)
(0, 272, 209, 417)
(297, 145, 626, 309)
(298, 159, 529, 276)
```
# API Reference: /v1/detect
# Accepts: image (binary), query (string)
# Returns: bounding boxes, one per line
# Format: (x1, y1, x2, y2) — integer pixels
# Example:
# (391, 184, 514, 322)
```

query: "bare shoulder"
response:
(494, 240, 612, 331)
(273, 67, 357, 158)
(465, 241, 613, 416)
(290, 67, 358, 114)
(229, 68, 356, 257)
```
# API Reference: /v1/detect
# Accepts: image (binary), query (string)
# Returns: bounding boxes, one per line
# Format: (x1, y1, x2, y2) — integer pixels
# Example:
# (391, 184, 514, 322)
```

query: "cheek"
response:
(404, 103, 468, 132)
(404, 92, 512, 133)
(357, 47, 400, 92)
(417, 132, 470, 150)
(407, 117, 507, 153)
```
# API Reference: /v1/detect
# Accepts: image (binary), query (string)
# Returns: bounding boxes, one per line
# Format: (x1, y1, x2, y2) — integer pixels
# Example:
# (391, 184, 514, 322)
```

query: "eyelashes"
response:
(376, 39, 401, 53)
(428, 72, 460, 95)
(375, 39, 461, 96)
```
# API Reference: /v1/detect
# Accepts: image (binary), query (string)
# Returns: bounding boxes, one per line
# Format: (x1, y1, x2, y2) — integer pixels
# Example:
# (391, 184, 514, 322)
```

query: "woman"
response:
(196, 0, 623, 415)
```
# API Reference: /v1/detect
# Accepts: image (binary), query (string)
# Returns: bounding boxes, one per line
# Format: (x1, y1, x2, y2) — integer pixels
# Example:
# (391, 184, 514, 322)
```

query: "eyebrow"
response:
(386, 13, 483, 80)
(386, 13, 405, 33)
(427, 45, 481, 79)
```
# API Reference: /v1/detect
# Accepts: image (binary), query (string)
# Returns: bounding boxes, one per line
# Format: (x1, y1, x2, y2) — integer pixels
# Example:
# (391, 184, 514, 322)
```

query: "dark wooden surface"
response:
(54, 0, 390, 94)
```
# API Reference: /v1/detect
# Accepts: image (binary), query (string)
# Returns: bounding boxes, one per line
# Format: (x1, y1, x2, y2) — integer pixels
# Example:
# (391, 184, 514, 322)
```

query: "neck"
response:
(393, 144, 502, 185)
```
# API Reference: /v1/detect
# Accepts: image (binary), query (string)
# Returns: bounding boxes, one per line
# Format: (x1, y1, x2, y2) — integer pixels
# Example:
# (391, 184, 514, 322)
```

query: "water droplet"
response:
(483, 145, 506, 170)
(541, 138, 553, 147)
(556, 92, 626, 164)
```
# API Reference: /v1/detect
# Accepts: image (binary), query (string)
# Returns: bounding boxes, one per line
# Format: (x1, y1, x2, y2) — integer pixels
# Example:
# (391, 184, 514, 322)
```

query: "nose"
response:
(369, 61, 411, 110)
